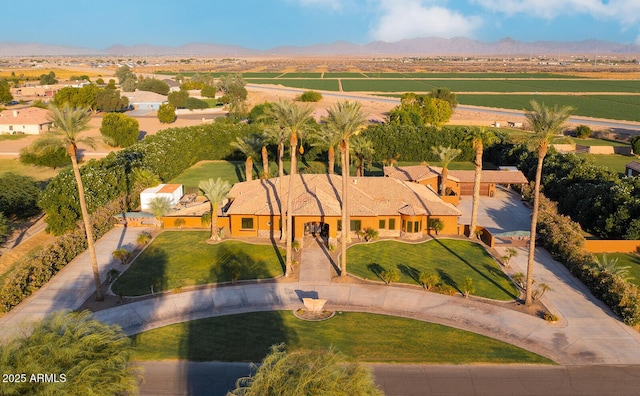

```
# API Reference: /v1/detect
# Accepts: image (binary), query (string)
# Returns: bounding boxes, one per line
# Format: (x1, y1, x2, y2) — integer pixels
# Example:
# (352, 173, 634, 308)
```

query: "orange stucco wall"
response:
(161, 216, 230, 230)
(585, 240, 640, 253)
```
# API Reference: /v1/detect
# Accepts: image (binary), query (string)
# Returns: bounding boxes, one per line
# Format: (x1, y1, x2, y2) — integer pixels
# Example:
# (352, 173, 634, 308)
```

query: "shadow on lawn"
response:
(111, 246, 169, 297)
(433, 239, 518, 299)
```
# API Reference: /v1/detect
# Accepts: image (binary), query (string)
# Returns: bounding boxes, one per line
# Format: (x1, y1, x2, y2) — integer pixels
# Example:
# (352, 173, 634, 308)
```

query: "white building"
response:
(140, 184, 183, 211)
(0, 107, 52, 135)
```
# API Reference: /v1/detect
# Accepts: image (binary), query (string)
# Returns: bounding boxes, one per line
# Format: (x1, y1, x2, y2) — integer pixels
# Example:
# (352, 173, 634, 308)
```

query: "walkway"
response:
(2, 193, 640, 366)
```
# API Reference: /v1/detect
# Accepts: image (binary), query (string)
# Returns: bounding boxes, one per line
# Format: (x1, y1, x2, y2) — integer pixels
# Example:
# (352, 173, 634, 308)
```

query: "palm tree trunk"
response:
(525, 148, 546, 306)
(285, 133, 297, 277)
(469, 145, 483, 237)
(210, 204, 219, 240)
(278, 142, 285, 240)
(441, 167, 448, 196)
(245, 157, 253, 181)
(328, 146, 335, 175)
(340, 140, 350, 277)
(261, 146, 269, 178)
(70, 148, 104, 302)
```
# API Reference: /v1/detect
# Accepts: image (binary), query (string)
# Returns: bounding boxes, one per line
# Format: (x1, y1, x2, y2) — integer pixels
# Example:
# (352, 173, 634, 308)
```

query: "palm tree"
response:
(232, 134, 263, 181)
(263, 100, 314, 276)
(523, 100, 573, 305)
(350, 135, 375, 177)
(323, 101, 368, 277)
(310, 126, 342, 174)
(27, 104, 104, 301)
(199, 178, 232, 241)
(260, 133, 270, 178)
(465, 127, 499, 237)
(430, 145, 461, 195)
(147, 196, 172, 226)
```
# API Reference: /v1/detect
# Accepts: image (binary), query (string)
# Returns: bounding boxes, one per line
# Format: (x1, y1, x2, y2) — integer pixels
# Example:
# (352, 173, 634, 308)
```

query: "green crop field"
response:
(458, 94, 640, 122)
(246, 78, 340, 91)
(362, 72, 584, 79)
(322, 72, 368, 78)
(280, 72, 323, 78)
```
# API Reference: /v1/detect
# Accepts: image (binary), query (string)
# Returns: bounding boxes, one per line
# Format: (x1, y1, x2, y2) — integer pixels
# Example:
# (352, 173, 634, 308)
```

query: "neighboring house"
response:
(163, 79, 181, 93)
(0, 107, 52, 135)
(140, 184, 184, 211)
(224, 174, 461, 242)
(626, 161, 640, 177)
(124, 90, 168, 111)
(384, 165, 528, 198)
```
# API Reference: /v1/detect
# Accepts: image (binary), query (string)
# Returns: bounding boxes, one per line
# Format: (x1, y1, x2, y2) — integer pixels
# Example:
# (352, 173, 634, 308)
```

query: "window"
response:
(350, 220, 362, 231)
(406, 221, 413, 233)
(388, 219, 396, 230)
(337, 220, 341, 231)
(414, 221, 420, 233)
(378, 219, 386, 229)
(241, 217, 254, 229)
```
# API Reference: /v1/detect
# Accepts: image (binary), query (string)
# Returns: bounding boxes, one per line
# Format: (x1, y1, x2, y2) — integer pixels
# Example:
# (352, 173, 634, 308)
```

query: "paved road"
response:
(137, 361, 640, 396)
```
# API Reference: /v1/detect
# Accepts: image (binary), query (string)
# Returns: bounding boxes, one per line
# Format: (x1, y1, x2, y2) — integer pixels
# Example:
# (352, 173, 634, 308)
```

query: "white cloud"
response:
(473, 0, 640, 25)
(297, 0, 343, 11)
(370, 0, 483, 42)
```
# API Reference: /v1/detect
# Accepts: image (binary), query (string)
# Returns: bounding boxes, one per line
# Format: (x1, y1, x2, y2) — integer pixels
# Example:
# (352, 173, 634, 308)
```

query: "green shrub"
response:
(100, 112, 139, 147)
(574, 124, 592, 138)
(185, 97, 209, 110)
(157, 103, 176, 123)
(632, 135, 640, 155)
(0, 173, 41, 219)
(299, 90, 323, 102)
(200, 85, 217, 98)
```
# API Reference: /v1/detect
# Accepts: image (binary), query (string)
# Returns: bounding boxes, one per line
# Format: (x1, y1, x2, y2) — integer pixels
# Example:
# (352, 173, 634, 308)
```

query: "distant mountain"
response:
(1, 37, 638, 57)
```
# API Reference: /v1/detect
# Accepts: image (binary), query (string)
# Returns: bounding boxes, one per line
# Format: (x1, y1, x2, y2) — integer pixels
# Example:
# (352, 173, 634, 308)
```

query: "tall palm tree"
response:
(263, 100, 314, 276)
(28, 104, 104, 301)
(464, 127, 499, 237)
(350, 135, 375, 177)
(199, 178, 232, 241)
(260, 133, 270, 178)
(310, 126, 341, 174)
(430, 145, 461, 196)
(523, 100, 573, 305)
(323, 101, 368, 277)
(232, 134, 262, 181)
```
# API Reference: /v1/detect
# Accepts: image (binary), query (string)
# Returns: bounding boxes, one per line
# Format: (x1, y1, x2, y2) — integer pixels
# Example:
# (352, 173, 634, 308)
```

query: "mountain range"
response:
(1, 37, 638, 57)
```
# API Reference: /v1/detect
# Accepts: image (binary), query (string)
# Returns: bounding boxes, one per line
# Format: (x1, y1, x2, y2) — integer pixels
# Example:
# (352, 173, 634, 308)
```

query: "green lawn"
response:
(131, 311, 553, 364)
(111, 232, 285, 296)
(572, 138, 629, 147)
(576, 153, 635, 176)
(0, 158, 60, 181)
(596, 253, 640, 289)
(348, 239, 519, 300)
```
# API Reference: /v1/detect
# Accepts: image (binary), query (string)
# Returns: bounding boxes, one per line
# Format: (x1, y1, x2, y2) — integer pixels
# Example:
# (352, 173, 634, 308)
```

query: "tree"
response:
(323, 101, 368, 277)
(95, 87, 129, 112)
(185, 97, 209, 110)
(0, 173, 41, 219)
(523, 100, 573, 306)
(0, 212, 10, 243)
(157, 103, 176, 123)
(501, 247, 518, 267)
(465, 127, 499, 237)
(262, 100, 314, 275)
(0, 79, 13, 103)
(23, 105, 104, 301)
(462, 277, 476, 298)
(310, 124, 341, 174)
(54, 85, 99, 111)
(230, 344, 382, 396)
(418, 270, 440, 290)
(39, 71, 57, 85)
(198, 178, 231, 241)
(380, 268, 400, 285)
(232, 134, 263, 181)
(0, 310, 139, 396)
(350, 135, 375, 177)
(574, 124, 592, 139)
(217, 74, 247, 103)
(100, 112, 139, 147)
(121, 77, 136, 92)
(115, 65, 135, 85)
(427, 217, 445, 235)
(388, 93, 452, 127)
(431, 145, 461, 195)
(200, 84, 217, 98)
(112, 248, 131, 265)
(146, 196, 172, 225)
(168, 89, 189, 108)
(631, 135, 640, 156)
(430, 87, 458, 110)
(137, 77, 170, 95)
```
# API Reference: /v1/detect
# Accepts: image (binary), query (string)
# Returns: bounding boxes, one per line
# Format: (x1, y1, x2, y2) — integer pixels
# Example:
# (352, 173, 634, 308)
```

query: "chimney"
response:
(12, 110, 18, 117)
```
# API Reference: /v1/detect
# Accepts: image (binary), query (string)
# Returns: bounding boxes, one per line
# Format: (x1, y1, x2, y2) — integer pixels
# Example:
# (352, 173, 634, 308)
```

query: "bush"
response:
(19, 144, 70, 168)
(632, 135, 640, 156)
(185, 97, 209, 110)
(0, 173, 41, 219)
(574, 124, 592, 139)
(157, 103, 176, 123)
(136, 78, 170, 95)
(200, 85, 217, 98)
(100, 112, 139, 147)
(0, 212, 10, 242)
(299, 90, 323, 102)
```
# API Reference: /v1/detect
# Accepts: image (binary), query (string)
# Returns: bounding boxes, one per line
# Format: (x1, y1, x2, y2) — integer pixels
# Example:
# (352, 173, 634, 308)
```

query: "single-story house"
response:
(124, 90, 168, 111)
(224, 174, 461, 242)
(0, 107, 52, 135)
(384, 165, 528, 198)
(140, 184, 184, 211)
(626, 161, 640, 177)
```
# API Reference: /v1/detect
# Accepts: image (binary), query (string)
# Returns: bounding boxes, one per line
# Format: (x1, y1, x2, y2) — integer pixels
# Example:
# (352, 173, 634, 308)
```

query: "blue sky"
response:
(4, 0, 640, 48)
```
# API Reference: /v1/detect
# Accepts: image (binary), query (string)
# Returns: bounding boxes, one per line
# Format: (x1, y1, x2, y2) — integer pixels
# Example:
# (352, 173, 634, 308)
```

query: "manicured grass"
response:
(131, 311, 553, 364)
(596, 253, 640, 289)
(571, 138, 628, 147)
(348, 239, 519, 300)
(111, 232, 285, 296)
(576, 153, 635, 176)
(0, 158, 60, 181)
